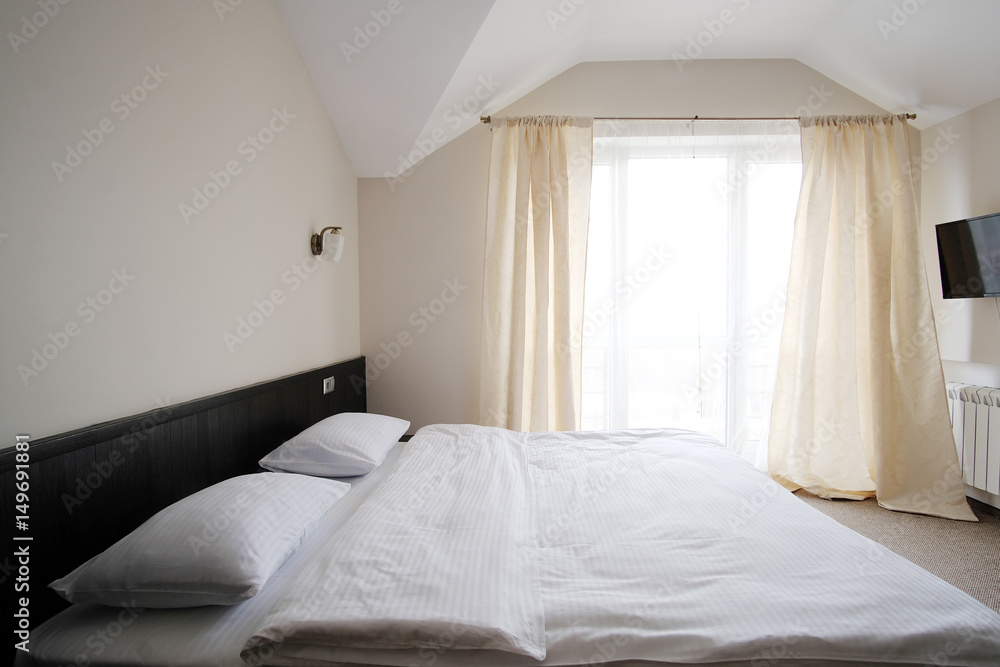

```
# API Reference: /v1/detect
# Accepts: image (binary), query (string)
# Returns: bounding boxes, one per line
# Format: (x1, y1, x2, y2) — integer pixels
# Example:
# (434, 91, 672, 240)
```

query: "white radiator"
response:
(946, 382, 1000, 505)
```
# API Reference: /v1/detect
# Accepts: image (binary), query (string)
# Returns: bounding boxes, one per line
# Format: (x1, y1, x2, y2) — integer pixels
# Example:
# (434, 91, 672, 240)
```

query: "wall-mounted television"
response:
(935, 212, 1000, 299)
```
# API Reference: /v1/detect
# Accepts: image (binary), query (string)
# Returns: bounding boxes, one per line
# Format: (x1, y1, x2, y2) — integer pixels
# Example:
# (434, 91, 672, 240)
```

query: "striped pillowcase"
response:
(259, 412, 409, 477)
(50, 472, 349, 608)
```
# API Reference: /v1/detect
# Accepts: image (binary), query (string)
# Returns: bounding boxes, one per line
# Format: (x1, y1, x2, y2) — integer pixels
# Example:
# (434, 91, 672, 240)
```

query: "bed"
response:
(14, 411, 1000, 666)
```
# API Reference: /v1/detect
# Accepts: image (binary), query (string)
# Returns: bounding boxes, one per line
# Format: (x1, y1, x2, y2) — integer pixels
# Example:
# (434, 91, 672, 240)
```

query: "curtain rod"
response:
(480, 114, 916, 123)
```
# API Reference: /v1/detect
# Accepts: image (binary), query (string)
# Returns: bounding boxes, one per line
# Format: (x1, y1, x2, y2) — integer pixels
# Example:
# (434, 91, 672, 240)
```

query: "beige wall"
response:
(359, 58, 887, 432)
(920, 95, 1000, 386)
(0, 0, 360, 447)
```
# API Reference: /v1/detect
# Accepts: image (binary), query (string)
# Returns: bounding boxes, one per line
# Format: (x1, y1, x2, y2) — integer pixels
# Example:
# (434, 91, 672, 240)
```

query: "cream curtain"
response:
(768, 115, 975, 521)
(479, 116, 593, 431)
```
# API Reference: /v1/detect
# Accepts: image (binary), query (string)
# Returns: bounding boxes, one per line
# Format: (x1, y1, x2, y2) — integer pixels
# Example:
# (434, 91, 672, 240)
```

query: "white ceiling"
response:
(276, 0, 1000, 178)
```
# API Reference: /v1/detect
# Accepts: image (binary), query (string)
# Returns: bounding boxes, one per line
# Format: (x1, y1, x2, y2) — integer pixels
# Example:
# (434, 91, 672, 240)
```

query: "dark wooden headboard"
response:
(0, 356, 366, 628)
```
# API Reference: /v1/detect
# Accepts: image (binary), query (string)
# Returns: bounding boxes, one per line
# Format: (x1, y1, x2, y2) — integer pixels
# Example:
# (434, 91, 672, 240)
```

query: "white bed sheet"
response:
(18, 426, 1000, 667)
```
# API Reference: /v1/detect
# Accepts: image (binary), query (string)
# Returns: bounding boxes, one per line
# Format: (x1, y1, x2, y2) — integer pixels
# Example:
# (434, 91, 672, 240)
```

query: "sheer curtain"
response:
(479, 116, 594, 431)
(768, 115, 976, 521)
(583, 120, 801, 465)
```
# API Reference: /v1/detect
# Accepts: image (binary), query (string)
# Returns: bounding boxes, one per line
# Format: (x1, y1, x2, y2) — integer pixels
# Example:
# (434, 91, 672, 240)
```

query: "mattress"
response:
(18, 425, 1000, 666)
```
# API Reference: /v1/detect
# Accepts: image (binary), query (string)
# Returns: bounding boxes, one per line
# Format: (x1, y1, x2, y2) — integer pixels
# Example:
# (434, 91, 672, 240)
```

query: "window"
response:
(581, 120, 801, 464)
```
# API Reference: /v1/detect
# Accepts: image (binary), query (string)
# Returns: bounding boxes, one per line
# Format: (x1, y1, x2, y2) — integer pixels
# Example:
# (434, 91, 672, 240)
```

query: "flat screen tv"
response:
(935, 212, 1000, 299)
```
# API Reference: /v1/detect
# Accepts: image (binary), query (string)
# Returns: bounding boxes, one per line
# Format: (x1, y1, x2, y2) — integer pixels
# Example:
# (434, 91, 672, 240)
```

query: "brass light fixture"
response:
(310, 227, 342, 256)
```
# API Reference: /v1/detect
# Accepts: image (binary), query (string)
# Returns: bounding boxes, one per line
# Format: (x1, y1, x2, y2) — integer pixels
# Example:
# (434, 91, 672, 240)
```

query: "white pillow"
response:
(50, 473, 349, 608)
(259, 412, 409, 477)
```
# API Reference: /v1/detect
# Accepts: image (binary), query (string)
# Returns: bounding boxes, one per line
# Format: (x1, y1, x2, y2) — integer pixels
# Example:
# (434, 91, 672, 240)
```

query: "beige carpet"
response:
(795, 492, 1000, 613)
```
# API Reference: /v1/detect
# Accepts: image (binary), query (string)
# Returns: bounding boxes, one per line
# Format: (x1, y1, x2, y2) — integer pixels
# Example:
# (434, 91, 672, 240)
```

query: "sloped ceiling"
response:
(276, 0, 1000, 178)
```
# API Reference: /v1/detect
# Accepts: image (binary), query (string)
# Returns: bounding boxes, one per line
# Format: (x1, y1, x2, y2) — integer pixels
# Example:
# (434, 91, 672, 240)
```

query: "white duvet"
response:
(243, 425, 1000, 666)
(20, 425, 1000, 666)
(243, 424, 545, 660)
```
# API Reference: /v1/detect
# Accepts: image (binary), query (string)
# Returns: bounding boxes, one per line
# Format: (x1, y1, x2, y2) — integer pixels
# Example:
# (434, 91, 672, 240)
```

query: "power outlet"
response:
(322, 376, 335, 395)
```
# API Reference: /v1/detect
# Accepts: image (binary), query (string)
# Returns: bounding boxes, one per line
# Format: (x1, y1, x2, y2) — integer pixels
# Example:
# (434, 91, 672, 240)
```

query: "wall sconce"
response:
(310, 227, 342, 256)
